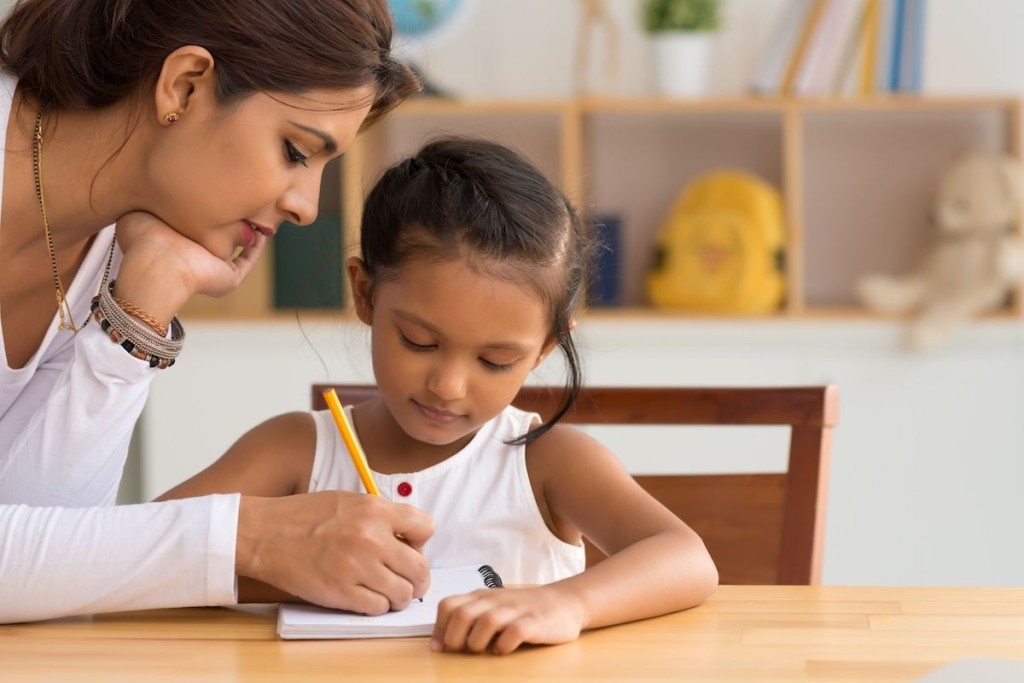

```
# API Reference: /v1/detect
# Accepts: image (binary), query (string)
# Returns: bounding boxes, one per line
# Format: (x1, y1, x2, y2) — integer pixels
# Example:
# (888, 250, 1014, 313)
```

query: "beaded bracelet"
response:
(90, 281, 185, 369)
(112, 296, 167, 338)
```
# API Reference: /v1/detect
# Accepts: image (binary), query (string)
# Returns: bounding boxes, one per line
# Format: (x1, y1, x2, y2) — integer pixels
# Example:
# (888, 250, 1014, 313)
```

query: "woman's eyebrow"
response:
(289, 122, 338, 154)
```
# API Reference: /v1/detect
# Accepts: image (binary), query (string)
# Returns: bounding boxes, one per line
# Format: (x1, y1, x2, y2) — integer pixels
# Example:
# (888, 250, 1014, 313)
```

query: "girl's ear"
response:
(532, 318, 574, 368)
(347, 256, 374, 324)
(152, 46, 216, 126)
(532, 338, 559, 369)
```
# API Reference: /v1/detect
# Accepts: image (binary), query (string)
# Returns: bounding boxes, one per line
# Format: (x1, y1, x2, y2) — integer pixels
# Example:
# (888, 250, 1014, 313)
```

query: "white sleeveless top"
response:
(309, 405, 585, 586)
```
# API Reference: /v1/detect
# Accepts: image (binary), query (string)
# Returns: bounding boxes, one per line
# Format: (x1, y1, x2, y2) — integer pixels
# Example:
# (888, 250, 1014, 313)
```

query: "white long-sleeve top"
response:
(0, 70, 238, 622)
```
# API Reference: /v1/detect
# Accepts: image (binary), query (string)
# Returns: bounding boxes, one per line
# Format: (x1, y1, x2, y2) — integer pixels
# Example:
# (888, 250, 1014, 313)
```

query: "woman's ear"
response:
(152, 46, 216, 126)
(347, 256, 374, 325)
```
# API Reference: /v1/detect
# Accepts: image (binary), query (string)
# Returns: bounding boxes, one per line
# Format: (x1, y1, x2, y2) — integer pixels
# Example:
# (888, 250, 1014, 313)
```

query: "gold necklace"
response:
(33, 106, 115, 334)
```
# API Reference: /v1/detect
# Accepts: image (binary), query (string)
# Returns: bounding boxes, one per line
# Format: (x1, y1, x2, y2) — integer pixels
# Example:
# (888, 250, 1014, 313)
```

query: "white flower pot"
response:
(652, 32, 715, 98)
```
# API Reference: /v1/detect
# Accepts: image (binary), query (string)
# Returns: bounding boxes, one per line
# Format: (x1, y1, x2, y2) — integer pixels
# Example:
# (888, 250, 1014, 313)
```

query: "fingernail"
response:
(430, 639, 442, 652)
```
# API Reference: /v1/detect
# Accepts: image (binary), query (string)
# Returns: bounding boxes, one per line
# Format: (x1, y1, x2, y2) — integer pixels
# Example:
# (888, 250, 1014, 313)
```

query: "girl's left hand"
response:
(431, 585, 587, 655)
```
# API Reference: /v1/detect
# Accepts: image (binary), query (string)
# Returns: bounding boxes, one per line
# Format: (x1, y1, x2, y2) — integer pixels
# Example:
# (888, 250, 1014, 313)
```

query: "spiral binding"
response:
(477, 564, 504, 589)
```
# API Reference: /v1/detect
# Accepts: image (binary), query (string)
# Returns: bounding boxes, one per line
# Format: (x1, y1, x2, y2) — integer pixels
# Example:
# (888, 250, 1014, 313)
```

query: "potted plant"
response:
(642, 0, 720, 98)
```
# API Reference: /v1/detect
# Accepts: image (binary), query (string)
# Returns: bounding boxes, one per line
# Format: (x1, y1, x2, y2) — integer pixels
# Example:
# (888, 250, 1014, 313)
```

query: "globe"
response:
(388, 0, 466, 38)
(387, 0, 474, 96)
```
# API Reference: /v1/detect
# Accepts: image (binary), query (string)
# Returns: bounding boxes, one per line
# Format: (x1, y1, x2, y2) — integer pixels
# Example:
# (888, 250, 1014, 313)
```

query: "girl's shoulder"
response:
(157, 411, 317, 500)
(524, 420, 619, 482)
(526, 418, 606, 449)
(218, 411, 319, 495)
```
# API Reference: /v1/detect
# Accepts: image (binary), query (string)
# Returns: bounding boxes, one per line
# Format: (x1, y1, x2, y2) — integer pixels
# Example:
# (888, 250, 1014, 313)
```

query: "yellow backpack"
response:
(646, 170, 786, 313)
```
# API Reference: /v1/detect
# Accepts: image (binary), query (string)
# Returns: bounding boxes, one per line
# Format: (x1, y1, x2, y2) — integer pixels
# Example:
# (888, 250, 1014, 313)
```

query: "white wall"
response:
(135, 0, 1024, 587)
(413, 0, 1024, 99)
(144, 317, 1024, 587)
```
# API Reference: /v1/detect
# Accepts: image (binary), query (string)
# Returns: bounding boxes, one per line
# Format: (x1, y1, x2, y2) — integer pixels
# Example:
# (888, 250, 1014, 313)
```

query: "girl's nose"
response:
(427, 362, 468, 402)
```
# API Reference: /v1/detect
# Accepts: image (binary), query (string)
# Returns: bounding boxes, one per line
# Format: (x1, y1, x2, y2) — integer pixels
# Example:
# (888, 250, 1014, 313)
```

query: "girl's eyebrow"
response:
(289, 121, 337, 154)
(394, 311, 531, 352)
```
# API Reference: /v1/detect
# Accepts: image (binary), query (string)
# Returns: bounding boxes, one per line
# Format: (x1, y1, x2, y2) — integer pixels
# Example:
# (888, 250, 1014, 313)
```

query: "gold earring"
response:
(163, 112, 180, 125)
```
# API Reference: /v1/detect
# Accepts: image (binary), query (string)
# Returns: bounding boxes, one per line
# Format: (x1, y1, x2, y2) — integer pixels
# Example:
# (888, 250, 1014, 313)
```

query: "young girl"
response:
(160, 137, 718, 654)
(0, 0, 431, 623)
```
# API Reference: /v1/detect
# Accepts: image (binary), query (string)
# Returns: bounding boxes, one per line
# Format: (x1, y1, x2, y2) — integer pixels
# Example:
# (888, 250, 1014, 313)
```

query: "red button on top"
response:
(396, 481, 413, 497)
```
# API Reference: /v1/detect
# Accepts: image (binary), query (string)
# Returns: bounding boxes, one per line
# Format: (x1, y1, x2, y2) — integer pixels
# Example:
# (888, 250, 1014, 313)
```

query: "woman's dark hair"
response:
(0, 0, 418, 125)
(360, 137, 594, 445)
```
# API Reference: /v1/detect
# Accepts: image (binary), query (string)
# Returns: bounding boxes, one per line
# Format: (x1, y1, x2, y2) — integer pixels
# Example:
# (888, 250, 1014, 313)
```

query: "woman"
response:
(0, 0, 433, 623)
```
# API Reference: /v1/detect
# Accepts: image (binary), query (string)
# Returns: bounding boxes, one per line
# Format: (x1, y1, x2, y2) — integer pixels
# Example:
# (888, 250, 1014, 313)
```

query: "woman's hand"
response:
(431, 584, 589, 655)
(236, 491, 434, 615)
(113, 211, 268, 324)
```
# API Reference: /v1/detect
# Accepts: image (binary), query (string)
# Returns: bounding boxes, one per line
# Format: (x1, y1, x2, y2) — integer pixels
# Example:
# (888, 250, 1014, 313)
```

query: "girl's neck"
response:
(351, 399, 478, 475)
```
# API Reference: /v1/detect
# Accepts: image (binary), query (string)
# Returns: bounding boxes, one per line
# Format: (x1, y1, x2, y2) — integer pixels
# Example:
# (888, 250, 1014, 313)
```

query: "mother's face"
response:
(143, 86, 373, 260)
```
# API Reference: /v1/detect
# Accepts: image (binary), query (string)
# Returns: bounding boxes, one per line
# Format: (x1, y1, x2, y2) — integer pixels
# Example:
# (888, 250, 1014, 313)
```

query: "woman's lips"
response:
(240, 220, 257, 247)
(241, 219, 274, 246)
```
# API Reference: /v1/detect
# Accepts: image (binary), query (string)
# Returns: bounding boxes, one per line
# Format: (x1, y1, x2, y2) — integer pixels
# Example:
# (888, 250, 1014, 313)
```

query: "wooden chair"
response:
(312, 384, 839, 585)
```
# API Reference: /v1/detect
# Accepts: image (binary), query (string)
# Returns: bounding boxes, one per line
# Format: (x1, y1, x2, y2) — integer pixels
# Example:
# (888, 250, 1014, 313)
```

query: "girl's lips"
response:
(413, 400, 461, 424)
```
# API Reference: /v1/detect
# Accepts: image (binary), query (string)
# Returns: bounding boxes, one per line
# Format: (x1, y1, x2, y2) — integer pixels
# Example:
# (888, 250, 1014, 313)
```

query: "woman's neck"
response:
(7, 87, 149, 252)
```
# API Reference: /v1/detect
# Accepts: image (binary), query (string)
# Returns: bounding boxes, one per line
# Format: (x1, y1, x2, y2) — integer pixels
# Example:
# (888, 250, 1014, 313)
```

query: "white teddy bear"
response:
(857, 152, 1024, 350)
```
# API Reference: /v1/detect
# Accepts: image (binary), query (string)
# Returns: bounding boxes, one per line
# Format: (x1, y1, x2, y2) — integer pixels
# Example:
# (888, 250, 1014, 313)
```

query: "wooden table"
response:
(4, 585, 1024, 682)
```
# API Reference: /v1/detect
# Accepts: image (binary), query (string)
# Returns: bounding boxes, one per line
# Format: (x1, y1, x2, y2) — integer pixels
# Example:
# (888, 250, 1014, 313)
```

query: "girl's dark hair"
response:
(0, 0, 418, 125)
(360, 137, 594, 445)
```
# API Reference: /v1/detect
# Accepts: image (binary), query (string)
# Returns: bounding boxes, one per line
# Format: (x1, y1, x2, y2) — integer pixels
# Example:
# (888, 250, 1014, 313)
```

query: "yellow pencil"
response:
(322, 388, 380, 496)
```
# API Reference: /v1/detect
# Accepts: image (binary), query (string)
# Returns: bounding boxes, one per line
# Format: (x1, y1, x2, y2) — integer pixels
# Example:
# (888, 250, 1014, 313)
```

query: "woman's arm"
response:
(1, 209, 265, 506)
(0, 495, 239, 624)
(432, 425, 718, 654)
(157, 412, 436, 612)
(155, 411, 316, 605)
(0, 321, 155, 507)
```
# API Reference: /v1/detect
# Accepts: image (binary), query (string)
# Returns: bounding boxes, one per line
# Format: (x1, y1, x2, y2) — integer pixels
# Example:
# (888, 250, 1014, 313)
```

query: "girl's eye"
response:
(284, 140, 309, 167)
(399, 333, 434, 352)
(480, 358, 516, 373)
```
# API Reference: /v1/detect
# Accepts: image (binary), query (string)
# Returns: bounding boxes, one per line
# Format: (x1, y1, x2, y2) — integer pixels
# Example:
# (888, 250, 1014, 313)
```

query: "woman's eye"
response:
(284, 140, 309, 167)
(399, 334, 433, 352)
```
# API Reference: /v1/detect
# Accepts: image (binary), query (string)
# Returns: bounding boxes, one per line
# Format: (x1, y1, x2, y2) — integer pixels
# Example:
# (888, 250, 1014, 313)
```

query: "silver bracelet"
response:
(96, 281, 185, 360)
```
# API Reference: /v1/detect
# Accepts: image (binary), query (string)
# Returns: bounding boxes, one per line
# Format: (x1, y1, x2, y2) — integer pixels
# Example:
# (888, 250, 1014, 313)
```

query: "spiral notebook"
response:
(277, 564, 503, 640)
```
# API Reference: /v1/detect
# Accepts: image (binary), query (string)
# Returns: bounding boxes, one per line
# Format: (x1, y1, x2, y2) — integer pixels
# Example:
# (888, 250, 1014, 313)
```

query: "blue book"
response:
(888, 0, 906, 91)
(900, 0, 927, 92)
(588, 215, 622, 307)
(874, 0, 898, 92)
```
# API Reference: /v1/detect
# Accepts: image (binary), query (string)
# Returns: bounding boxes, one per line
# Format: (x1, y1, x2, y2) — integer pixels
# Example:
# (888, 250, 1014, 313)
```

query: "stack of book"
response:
(751, 0, 927, 97)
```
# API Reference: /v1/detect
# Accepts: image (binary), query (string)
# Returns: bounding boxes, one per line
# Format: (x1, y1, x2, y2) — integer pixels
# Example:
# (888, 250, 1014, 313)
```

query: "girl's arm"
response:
(431, 424, 718, 654)
(156, 412, 317, 501)
(157, 413, 435, 610)
(156, 412, 317, 605)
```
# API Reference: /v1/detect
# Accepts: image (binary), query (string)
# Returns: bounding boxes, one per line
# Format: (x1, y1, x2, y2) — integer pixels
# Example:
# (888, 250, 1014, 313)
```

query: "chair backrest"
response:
(312, 384, 839, 585)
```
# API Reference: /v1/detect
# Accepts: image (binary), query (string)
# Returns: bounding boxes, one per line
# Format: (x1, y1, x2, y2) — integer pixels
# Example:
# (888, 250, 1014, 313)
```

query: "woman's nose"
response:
(279, 173, 321, 226)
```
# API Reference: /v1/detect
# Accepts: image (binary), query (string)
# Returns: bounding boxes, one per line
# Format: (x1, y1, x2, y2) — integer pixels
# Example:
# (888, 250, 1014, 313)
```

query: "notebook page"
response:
(277, 565, 495, 639)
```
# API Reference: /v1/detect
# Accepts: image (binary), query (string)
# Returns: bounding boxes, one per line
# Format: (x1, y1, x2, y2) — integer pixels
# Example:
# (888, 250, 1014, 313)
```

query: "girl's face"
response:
(357, 255, 555, 448)
(144, 87, 373, 260)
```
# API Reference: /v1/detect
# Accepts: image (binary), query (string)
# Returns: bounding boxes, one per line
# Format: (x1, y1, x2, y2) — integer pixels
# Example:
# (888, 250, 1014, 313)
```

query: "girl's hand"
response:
(113, 211, 268, 323)
(431, 585, 588, 655)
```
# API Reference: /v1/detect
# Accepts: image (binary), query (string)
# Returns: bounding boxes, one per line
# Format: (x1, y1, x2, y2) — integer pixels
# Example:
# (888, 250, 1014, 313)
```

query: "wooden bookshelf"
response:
(183, 95, 1024, 320)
